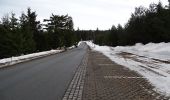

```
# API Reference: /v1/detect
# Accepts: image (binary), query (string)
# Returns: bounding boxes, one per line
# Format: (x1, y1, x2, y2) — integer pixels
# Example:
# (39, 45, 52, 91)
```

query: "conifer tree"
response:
(20, 12, 35, 54)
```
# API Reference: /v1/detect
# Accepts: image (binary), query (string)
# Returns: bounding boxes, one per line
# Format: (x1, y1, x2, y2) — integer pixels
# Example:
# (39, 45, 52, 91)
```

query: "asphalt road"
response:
(0, 43, 88, 100)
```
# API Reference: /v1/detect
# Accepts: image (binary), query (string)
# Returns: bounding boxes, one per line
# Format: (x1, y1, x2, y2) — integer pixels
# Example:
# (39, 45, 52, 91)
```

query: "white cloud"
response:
(0, 0, 169, 30)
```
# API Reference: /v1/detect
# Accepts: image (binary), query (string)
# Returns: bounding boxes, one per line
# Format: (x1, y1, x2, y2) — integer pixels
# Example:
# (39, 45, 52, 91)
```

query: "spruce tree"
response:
(27, 8, 41, 51)
(20, 12, 35, 54)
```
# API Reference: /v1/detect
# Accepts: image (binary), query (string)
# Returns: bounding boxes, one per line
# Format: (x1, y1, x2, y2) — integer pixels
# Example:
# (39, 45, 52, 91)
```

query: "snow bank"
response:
(114, 42, 170, 61)
(68, 45, 75, 49)
(0, 43, 80, 68)
(0, 49, 62, 68)
(86, 41, 170, 97)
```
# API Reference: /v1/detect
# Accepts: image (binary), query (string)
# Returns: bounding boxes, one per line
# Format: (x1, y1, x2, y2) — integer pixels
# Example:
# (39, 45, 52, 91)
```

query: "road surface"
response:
(0, 43, 87, 100)
(83, 51, 168, 100)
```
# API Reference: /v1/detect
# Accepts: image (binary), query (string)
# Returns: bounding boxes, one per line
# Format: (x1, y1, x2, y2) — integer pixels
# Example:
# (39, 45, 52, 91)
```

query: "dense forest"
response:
(0, 8, 77, 58)
(0, 1, 170, 59)
(78, 1, 170, 46)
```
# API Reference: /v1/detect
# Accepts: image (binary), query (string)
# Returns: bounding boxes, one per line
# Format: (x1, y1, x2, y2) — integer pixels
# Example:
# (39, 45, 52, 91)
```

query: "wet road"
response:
(0, 43, 88, 100)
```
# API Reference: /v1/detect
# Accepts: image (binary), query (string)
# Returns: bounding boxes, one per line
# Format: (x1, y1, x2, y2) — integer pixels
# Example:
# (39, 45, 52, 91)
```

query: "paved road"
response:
(0, 43, 88, 100)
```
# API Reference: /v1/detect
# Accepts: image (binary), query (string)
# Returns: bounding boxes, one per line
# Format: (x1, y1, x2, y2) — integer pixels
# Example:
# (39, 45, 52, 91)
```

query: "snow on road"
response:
(85, 41, 170, 97)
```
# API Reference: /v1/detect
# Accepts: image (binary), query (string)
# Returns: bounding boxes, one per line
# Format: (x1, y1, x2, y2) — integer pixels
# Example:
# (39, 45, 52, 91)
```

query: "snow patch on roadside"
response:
(114, 42, 170, 61)
(86, 41, 170, 97)
(0, 49, 62, 68)
(68, 45, 75, 49)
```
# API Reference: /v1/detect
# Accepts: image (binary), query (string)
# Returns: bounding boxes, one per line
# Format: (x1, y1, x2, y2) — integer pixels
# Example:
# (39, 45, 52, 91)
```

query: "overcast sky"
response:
(0, 0, 168, 30)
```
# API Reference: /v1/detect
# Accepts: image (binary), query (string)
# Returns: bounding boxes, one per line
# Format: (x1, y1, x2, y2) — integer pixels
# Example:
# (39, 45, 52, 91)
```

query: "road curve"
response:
(0, 43, 88, 100)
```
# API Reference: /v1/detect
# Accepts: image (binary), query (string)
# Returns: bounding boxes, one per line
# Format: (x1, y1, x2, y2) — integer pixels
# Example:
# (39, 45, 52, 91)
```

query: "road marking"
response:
(104, 76, 167, 79)
(104, 76, 146, 79)
(94, 56, 104, 58)
(98, 64, 114, 66)
(96, 58, 108, 60)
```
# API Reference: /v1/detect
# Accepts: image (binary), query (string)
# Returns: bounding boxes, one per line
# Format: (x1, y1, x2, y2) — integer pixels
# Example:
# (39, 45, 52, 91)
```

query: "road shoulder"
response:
(82, 50, 169, 100)
(62, 50, 88, 100)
